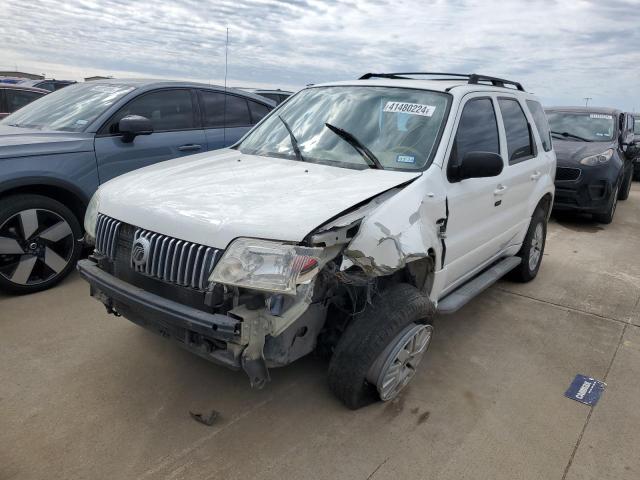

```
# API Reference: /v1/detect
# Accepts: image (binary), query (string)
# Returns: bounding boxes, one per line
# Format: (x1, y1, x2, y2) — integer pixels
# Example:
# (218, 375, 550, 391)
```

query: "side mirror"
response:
(119, 115, 153, 143)
(456, 151, 504, 181)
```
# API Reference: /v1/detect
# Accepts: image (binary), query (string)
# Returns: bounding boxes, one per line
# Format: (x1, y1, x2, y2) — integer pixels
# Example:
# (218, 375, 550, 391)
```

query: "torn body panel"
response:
(343, 168, 447, 282)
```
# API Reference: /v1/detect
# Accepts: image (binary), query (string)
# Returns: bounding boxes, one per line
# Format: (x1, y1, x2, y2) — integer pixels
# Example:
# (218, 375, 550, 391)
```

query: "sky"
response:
(1, 0, 639, 110)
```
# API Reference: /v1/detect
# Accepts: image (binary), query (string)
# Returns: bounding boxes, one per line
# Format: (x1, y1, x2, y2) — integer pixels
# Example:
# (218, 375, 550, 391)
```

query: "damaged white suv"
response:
(79, 72, 555, 409)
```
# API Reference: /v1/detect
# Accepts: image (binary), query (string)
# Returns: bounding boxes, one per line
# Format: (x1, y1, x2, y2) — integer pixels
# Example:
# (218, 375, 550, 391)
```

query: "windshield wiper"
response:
(324, 122, 382, 169)
(278, 115, 305, 162)
(551, 130, 592, 142)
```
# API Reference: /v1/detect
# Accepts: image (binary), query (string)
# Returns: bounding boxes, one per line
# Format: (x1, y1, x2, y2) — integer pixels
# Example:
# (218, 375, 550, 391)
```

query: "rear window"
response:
(498, 98, 535, 164)
(225, 95, 251, 127)
(526, 100, 552, 152)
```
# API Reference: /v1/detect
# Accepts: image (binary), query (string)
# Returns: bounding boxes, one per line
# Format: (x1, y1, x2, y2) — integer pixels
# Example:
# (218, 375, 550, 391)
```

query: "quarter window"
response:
(526, 100, 552, 152)
(449, 97, 500, 178)
(106, 89, 195, 133)
(225, 95, 251, 127)
(499, 98, 535, 163)
(248, 100, 271, 123)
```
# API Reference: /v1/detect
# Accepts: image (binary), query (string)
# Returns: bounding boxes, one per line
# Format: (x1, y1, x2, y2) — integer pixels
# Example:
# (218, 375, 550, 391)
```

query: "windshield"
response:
(237, 86, 451, 170)
(0, 82, 135, 132)
(546, 112, 615, 142)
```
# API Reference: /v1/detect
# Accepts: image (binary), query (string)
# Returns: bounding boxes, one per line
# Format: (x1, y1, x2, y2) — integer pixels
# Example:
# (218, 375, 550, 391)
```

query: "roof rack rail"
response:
(358, 72, 525, 91)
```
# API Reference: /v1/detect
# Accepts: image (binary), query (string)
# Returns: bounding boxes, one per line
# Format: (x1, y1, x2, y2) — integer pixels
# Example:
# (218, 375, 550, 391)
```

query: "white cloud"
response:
(1, 0, 639, 109)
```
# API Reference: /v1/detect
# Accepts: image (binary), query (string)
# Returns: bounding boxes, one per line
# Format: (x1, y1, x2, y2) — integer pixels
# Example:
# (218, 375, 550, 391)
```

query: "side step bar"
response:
(437, 256, 522, 314)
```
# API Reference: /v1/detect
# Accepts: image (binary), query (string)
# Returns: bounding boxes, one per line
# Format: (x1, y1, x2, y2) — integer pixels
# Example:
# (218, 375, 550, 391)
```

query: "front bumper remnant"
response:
(77, 259, 270, 385)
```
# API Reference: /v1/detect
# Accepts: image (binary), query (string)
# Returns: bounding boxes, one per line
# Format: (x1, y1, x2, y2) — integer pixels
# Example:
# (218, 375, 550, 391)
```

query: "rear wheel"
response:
(593, 184, 618, 224)
(328, 283, 435, 409)
(510, 207, 547, 283)
(0, 194, 82, 294)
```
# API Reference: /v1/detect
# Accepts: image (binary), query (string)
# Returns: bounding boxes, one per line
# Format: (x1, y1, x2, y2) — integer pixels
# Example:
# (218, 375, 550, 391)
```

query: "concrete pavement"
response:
(1, 185, 639, 480)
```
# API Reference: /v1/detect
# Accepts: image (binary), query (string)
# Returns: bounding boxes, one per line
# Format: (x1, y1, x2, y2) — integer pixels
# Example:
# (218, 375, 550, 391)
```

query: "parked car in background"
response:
(240, 88, 293, 105)
(0, 84, 48, 119)
(19, 79, 77, 92)
(546, 107, 635, 223)
(633, 112, 640, 180)
(79, 72, 555, 408)
(0, 79, 275, 294)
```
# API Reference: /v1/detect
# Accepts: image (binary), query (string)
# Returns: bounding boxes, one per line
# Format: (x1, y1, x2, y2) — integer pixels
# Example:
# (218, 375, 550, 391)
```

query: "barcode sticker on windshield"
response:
(384, 102, 436, 117)
(590, 114, 612, 119)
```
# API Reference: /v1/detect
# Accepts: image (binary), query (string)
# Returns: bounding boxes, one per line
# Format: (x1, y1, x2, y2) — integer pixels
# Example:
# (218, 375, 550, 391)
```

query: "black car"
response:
(19, 79, 77, 92)
(546, 107, 635, 223)
(633, 112, 640, 180)
(0, 84, 48, 119)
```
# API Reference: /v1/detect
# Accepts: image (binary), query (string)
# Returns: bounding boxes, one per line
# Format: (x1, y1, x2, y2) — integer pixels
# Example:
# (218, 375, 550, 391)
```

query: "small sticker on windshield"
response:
(590, 114, 612, 119)
(384, 102, 436, 117)
(396, 154, 416, 164)
(75, 120, 88, 125)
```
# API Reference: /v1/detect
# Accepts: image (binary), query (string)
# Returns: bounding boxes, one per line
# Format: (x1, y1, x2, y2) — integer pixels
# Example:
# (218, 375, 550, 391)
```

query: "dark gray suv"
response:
(0, 79, 274, 294)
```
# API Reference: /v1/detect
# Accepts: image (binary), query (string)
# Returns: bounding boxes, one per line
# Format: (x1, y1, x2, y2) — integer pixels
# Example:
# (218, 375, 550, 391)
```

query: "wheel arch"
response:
(0, 177, 89, 227)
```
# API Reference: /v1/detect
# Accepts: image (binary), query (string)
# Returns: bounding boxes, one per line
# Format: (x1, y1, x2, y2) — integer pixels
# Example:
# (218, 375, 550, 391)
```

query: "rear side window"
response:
(6, 90, 44, 112)
(526, 100, 552, 152)
(499, 98, 535, 164)
(248, 100, 270, 124)
(449, 97, 500, 176)
(200, 90, 225, 128)
(225, 95, 251, 127)
(106, 89, 195, 133)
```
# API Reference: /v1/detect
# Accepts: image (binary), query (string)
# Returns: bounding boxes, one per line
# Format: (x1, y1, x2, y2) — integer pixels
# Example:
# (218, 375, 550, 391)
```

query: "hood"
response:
(0, 125, 94, 160)
(553, 140, 616, 166)
(98, 149, 422, 248)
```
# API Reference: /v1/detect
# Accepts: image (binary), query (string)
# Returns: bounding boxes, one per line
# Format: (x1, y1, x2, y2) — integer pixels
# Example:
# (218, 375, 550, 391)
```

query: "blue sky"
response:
(1, 0, 639, 110)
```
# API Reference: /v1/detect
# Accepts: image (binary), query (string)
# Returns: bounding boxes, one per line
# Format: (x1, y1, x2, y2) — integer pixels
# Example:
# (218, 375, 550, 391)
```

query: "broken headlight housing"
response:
(209, 238, 323, 295)
(580, 149, 614, 166)
(84, 189, 101, 244)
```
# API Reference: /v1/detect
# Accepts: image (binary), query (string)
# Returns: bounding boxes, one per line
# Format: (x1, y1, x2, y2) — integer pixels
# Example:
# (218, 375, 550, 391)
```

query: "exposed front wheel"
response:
(0, 195, 82, 294)
(328, 283, 435, 409)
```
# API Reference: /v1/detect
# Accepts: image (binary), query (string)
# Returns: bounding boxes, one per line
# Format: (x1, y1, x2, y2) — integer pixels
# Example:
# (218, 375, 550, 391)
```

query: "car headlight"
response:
(209, 238, 323, 295)
(84, 190, 101, 243)
(580, 149, 614, 166)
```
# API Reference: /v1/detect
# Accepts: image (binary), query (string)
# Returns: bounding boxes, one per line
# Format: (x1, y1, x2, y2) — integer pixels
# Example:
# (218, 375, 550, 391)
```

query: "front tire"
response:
(510, 207, 547, 283)
(593, 184, 618, 224)
(0, 194, 82, 294)
(328, 283, 435, 409)
(618, 168, 632, 201)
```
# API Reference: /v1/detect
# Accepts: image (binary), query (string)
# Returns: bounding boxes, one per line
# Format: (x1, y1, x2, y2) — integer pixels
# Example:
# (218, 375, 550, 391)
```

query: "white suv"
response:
(79, 72, 555, 409)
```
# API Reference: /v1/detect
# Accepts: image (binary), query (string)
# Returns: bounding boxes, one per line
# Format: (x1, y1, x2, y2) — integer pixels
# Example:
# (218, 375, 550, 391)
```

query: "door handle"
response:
(493, 184, 508, 195)
(530, 170, 542, 181)
(178, 144, 202, 152)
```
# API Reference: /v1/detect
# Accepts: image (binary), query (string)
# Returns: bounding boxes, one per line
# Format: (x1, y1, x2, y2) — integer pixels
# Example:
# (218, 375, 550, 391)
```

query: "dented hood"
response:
(98, 149, 421, 248)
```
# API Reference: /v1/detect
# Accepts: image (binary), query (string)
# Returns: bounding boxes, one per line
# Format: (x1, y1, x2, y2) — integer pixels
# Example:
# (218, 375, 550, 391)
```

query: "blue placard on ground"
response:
(565, 374, 606, 406)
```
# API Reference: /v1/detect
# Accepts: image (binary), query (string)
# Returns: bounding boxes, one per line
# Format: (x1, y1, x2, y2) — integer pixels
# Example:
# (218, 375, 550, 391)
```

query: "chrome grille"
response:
(95, 213, 122, 260)
(132, 228, 222, 290)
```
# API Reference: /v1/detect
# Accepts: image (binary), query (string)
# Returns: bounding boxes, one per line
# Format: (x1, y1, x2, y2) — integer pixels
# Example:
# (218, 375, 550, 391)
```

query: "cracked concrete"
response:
(1, 184, 639, 480)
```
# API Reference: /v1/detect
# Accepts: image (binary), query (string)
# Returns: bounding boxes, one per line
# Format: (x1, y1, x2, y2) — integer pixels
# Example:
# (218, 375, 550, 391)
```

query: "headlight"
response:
(209, 238, 323, 295)
(580, 149, 614, 166)
(84, 190, 101, 242)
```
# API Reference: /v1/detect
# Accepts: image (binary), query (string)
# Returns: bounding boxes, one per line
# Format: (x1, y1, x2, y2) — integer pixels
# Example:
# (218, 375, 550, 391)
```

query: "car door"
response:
(94, 88, 206, 183)
(494, 96, 549, 241)
(442, 95, 508, 290)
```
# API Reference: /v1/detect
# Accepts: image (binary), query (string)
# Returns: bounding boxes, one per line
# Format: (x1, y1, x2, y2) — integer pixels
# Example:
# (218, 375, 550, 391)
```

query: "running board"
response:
(437, 256, 522, 314)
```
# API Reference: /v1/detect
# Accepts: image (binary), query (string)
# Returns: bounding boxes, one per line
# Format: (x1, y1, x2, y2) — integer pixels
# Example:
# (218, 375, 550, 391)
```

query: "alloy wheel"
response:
(0, 208, 74, 286)
(367, 323, 433, 401)
(528, 222, 544, 271)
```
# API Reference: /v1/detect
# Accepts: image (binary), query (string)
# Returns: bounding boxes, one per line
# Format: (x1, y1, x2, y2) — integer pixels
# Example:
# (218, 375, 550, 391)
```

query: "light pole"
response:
(584, 97, 592, 107)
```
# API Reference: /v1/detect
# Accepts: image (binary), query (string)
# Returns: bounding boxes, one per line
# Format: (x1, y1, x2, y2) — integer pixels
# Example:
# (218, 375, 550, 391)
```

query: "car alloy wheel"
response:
(367, 323, 433, 401)
(528, 222, 544, 271)
(0, 208, 74, 286)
